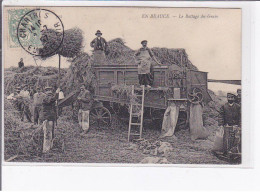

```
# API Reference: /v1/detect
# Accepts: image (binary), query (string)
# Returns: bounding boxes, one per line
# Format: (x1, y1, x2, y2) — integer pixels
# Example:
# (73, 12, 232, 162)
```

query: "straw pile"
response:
(106, 38, 198, 70)
(60, 52, 96, 95)
(4, 98, 43, 160)
(4, 66, 67, 95)
(106, 38, 136, 66)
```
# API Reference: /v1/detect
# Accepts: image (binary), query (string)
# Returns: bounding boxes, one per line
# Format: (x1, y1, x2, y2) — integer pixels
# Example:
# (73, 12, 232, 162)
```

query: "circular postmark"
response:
(17, 9, 64, 56)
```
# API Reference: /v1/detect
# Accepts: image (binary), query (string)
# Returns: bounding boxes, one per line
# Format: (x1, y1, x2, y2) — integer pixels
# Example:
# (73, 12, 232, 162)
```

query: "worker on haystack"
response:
(218, 93, 241, 156)
(77, 84, 94, 134)
(135, 40, 162, 88)
(18, 58, 24, 68)
(33, 86, 44, 125)
(39, 85, 60, 153)
(90, 30, 108, 66)
(236, 89, 241, 105)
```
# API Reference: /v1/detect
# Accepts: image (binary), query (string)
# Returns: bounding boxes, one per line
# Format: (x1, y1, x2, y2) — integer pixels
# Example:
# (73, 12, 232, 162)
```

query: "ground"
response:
(6, 112, 228, 164)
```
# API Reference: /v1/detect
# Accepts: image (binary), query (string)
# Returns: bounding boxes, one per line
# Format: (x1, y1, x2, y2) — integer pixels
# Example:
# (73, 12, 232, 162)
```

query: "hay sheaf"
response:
(60, 52, 96, 95)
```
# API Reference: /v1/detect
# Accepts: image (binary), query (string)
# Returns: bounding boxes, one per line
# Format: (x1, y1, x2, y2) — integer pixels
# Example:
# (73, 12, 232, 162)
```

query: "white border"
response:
(1, 1, 253, 169)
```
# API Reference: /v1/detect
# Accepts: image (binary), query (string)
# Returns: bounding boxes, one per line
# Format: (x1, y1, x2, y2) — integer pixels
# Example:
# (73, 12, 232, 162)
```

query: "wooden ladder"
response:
(128, 85, 145, 142)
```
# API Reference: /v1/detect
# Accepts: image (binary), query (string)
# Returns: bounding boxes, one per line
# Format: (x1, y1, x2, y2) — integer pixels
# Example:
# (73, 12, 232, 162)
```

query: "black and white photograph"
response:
(2, 6, 242, 165)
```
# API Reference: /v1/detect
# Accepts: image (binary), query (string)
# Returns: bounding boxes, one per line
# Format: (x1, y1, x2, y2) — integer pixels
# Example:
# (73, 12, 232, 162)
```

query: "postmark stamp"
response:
(16, 9, 64, 56)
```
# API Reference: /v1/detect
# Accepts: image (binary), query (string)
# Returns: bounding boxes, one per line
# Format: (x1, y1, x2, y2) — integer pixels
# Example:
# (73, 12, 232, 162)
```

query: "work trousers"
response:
(78, 109, 90, 132)
(42, 120, 55, 153)
(33, 106, 41, 125)
(138, 73, 153, 86)
(21, 103, 32, 122)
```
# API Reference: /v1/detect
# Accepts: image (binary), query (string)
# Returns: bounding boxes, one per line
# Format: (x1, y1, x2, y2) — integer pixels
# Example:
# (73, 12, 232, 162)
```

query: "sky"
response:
(3, 7, 241, 93)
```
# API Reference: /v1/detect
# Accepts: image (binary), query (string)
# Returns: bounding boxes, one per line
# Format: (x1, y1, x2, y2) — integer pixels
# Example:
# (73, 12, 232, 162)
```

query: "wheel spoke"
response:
(101, 111, 108, 117)
(100, 119, 108, 125)
(94, 108, 99, 116)
(101, 116, 110, 119)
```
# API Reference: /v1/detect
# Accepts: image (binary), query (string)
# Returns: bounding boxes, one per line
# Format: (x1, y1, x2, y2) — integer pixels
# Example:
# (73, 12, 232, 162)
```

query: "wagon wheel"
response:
(187, 87, 203, 104)
(90, 106, 112, 129)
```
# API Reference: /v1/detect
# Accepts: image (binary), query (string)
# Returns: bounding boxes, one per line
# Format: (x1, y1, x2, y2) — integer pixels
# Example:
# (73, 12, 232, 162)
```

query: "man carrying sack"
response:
(135, 40, 162, 88)
(90, 30, 108, 66)
(213, 93, 241, 159)
(77, 84, 94, 135)
(39, 85, 60, 153)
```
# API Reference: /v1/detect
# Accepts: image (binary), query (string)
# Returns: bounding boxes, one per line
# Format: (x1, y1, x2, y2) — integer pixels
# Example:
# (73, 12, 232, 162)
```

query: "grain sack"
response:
(189, 103, 210, 140)
(161, 102, 180, 138)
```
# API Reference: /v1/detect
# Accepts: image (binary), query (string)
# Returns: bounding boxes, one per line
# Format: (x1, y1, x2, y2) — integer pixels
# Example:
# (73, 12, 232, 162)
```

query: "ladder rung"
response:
(130, 133, 141, 136)
(128, 85, 144, 142)
(131, 123, 141, 126)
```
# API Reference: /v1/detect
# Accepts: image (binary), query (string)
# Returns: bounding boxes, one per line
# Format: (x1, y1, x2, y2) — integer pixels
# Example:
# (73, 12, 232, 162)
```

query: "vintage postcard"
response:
(2, 5, 242, 165)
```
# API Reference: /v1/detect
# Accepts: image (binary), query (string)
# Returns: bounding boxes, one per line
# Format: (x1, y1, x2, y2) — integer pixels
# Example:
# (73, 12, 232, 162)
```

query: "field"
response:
(4, 60, 228, 164)
(4, 102, 227, 164)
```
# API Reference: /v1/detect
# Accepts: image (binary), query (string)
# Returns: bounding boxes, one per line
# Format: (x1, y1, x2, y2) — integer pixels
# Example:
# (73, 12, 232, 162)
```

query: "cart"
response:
(58, 63, 212, 129)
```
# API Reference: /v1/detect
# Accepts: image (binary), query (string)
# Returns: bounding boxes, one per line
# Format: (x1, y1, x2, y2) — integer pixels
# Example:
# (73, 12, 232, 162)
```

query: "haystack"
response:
(106, 38, 198, 70)
(4, 66, 67, 95)
(60, 52, 96, 95)
(106, 38, 136, 66)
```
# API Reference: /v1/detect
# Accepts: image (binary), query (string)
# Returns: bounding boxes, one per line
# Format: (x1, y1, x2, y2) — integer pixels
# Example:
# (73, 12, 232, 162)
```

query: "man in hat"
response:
(90, 30, 108, 65)
(18, 58, 24, 68)
(218, 92, 241, 156)
(33, 86, 44, 125)
(135, 40, 162, 88)
(77, 84, 94, 134)
(39, 85, 60, 153)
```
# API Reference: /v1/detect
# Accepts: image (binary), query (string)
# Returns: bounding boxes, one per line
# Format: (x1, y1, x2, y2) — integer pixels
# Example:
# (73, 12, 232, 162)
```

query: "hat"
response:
(141, 40, 148, 44)
(95, 30, 102, 35)
(227, 93, 236, 98)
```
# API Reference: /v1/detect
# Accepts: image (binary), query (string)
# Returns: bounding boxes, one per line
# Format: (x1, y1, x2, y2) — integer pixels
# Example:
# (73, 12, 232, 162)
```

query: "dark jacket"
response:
(40, 92, 58, 122)
(235, 96, 241, 105)
(218, 102, 241, 126)
(90, 37, 107, 51)
(78, 90, 93, 111)
(18, 61, 24, 68)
